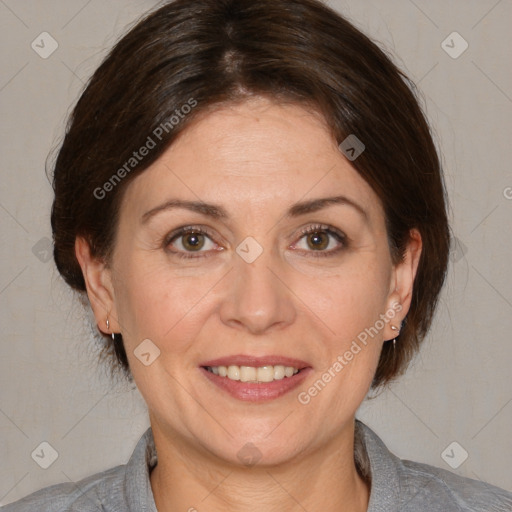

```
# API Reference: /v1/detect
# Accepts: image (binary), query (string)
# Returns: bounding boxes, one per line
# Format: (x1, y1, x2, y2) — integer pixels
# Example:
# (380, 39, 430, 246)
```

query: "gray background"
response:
(1, 0, 511, 505)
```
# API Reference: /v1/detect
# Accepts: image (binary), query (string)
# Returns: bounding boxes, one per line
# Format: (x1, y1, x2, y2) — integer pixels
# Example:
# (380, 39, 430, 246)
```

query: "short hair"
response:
(51, 0, 450, 387)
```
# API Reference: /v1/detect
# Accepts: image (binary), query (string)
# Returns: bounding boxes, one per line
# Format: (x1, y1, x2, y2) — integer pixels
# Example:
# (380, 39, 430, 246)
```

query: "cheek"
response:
(305, 258, 391, 340)
(113, 257, 222, 352)
(299, 257, 389, 382)
(290, 261, 389, 430)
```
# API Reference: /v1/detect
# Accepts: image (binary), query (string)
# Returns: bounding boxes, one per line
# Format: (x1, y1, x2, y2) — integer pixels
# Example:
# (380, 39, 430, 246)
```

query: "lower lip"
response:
(200, 367, 312, 402)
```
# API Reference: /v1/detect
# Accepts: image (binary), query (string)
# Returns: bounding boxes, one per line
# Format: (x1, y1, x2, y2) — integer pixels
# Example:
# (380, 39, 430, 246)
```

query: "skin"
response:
(76, 97, 421, 512)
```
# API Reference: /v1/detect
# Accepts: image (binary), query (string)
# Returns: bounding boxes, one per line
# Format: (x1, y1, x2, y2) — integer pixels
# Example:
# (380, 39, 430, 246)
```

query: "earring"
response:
(390, 324, 400, 350)
(106, 318, 115, 341)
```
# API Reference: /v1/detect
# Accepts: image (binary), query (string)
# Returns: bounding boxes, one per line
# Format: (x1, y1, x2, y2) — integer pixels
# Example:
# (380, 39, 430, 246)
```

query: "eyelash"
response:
(163, 223, 347, 259)
(294, 224, 347, 258)
(163, 225, 218, 260)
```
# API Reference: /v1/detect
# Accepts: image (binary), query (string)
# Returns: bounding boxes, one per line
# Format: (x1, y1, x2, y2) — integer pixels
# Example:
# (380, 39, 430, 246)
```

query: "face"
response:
(79, 97, 420, 466)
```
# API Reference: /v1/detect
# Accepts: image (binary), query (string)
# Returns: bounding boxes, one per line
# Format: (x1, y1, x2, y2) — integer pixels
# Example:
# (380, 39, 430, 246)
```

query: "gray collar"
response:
(127, 421, 401, 512)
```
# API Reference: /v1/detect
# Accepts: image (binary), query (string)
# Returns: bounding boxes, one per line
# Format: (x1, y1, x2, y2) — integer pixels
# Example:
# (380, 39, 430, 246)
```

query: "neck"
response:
(149, 420, 370, 512)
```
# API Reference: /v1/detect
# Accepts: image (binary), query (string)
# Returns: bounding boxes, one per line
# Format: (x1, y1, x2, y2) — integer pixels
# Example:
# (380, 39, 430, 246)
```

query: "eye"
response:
(292, 224, 346, 256)
(165, 226, 219, 258)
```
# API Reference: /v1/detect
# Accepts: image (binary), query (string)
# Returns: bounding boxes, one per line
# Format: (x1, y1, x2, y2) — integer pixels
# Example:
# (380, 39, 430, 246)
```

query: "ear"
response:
(75, 237, 121, 335)
(383, 228, 422, 341)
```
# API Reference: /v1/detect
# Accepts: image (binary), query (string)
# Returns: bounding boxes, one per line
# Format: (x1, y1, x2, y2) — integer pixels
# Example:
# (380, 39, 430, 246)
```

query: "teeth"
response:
(227, 365, 240, 380)
(284, 366, 295, 378)
(206, 364, 300, 382)
(256, 366, 274, 383)
(240, 366, 256, 382)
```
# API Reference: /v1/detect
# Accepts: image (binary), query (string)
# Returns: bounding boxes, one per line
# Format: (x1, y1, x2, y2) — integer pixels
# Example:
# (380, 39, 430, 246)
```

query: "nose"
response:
(219, 249, 296, 335)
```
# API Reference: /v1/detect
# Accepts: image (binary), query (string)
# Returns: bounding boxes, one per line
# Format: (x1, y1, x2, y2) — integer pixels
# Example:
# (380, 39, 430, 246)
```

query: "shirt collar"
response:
(124, 427, 158, 512)
(356, 420, 401, 511)
(127, 421, 400, 512)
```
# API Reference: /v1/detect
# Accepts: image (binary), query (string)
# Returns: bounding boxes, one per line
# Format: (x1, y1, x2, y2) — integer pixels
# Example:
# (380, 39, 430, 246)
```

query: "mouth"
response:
(199, 355, 312, 402)
(203, 364, 301, 382)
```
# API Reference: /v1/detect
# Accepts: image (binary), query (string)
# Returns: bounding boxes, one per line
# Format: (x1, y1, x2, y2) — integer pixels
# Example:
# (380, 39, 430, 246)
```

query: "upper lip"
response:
(200, 354, 311, 369)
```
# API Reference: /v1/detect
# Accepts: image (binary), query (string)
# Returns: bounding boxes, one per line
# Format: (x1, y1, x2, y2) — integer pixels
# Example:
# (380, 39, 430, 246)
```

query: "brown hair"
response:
(51, 0, 450, 387)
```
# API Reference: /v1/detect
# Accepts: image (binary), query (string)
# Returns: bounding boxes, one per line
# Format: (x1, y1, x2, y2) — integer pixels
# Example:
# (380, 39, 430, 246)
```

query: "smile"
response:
(205, 364, 300, 383)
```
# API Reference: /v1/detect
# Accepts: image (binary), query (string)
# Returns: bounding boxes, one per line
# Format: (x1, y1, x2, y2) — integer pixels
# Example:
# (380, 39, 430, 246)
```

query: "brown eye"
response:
(181, 232, 205, 251)
(166, 228, 217, 255)
(306, 232, 329, 250)
(293, 225, 346, 257)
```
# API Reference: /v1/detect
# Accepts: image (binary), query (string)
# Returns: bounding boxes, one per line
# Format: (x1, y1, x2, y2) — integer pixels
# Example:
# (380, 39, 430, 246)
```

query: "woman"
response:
(3, 0, 511, 510)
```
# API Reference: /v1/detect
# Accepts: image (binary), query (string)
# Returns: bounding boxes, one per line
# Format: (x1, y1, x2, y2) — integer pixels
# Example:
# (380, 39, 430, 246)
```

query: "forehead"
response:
(121, 97, 383, 224)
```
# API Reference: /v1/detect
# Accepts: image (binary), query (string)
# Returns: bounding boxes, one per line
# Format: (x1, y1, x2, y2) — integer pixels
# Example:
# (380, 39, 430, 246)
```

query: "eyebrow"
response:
(286, 195, 367, 220)
(141, 199, 228, 223)
(141, 195, 367, 224)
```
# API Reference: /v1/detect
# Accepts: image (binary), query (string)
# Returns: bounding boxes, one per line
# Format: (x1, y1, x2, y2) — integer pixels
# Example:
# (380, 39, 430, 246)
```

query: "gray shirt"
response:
(2, 421, 511, 511)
